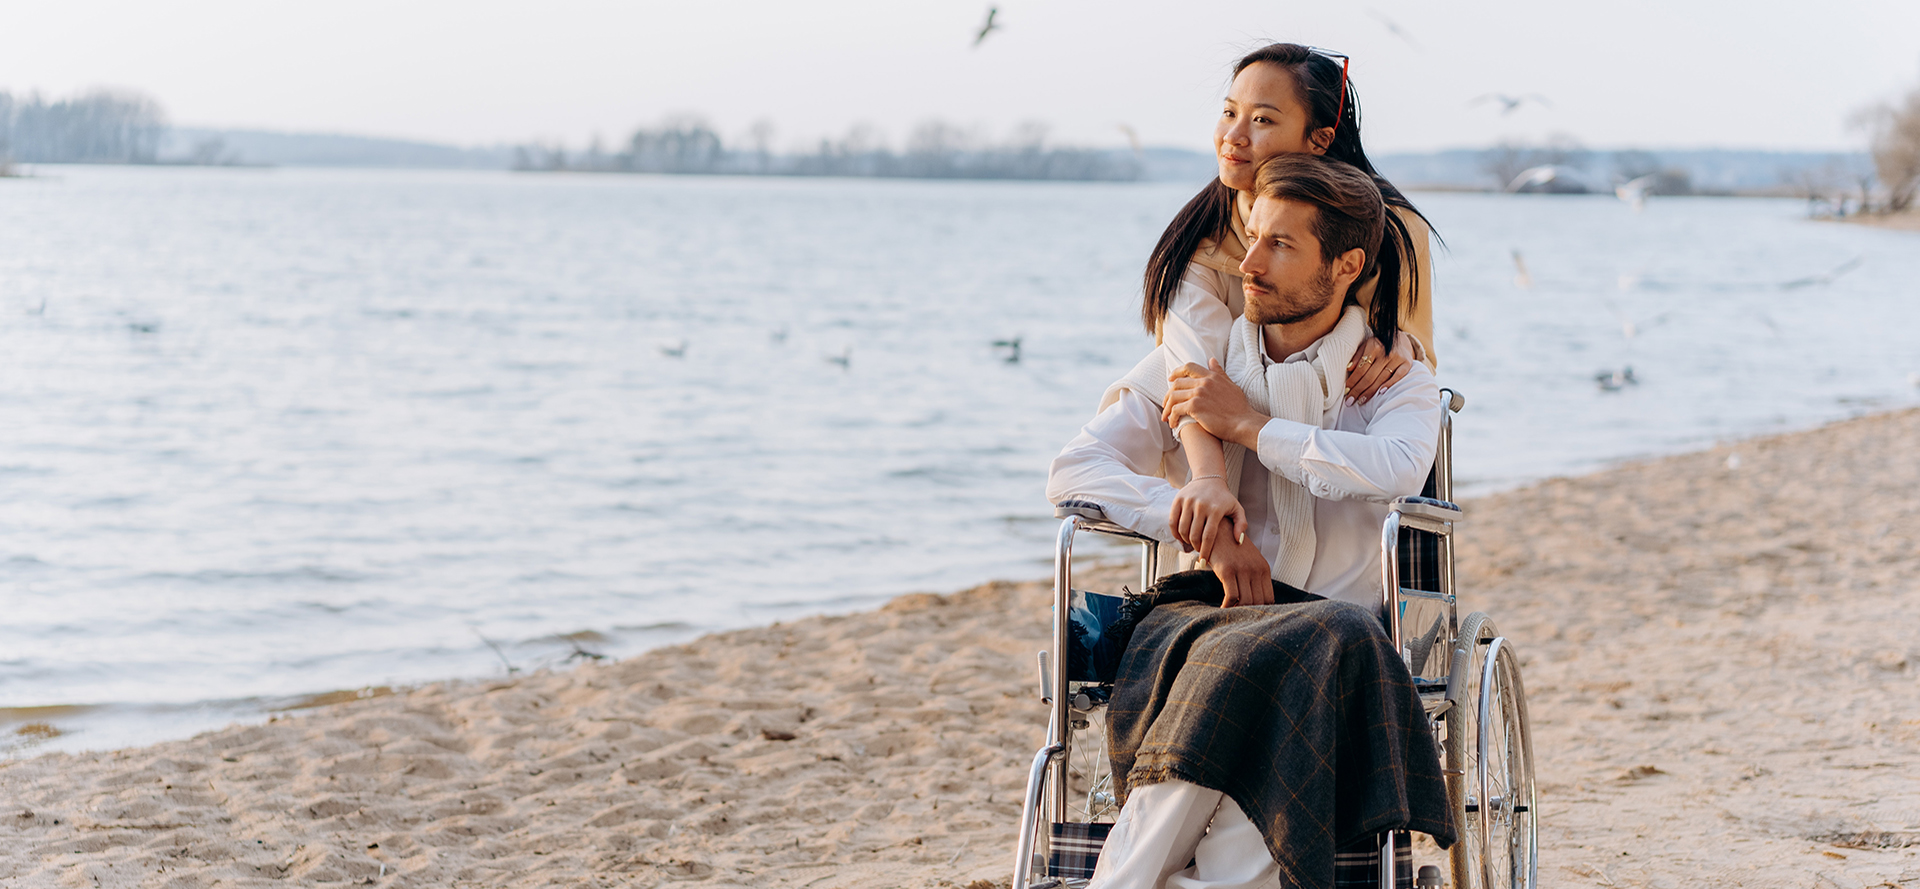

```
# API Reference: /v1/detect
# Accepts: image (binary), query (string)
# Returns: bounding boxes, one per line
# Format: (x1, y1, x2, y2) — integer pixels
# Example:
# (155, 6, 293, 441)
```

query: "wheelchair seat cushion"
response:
(1106, 571, 1455, 888)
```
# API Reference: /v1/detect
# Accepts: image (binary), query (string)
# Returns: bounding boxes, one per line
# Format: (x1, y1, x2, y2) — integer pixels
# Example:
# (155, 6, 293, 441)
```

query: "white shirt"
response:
(1046, 335, 1442, 608)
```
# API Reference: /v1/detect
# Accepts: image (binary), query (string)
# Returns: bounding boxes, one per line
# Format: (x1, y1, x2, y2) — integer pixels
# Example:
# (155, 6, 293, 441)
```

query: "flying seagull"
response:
(1367, 9, 1422, 49)
(1510, 249, 1534, 290)
(973, 7, 1001, 47)
(1470, 93, 1551, 115)
(825, 346, 852, 369)
(1506, 164, 1583, 193)
(993, 336, 1022, 363)
(1615, 174, 1657, 211)
(1116, 124, 1143, 158)
(658, 340, 688, 358)
(1597, 297, 1671, 342)
(1780, 256, 1863, 290)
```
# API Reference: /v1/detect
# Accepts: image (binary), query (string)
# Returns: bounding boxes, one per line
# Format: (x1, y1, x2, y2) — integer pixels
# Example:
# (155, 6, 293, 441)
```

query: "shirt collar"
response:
(1259, 332, 1325, 368)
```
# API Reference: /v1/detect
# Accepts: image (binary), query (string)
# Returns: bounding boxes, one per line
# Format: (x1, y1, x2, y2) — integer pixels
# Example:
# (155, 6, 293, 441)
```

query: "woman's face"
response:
(1214, 62, 1330, 192)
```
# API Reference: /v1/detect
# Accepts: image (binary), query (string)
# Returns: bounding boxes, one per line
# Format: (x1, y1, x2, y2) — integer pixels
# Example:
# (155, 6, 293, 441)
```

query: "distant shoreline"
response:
(1843, 211, 1920, 232)
(0, 161, 1876, 200)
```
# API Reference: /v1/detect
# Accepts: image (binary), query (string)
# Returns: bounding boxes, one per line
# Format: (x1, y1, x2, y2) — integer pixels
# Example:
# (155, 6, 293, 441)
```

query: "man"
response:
(1045, 154, 1453, 889)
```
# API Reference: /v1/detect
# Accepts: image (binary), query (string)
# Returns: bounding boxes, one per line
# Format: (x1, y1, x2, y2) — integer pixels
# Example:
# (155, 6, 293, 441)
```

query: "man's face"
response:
(1238, 196, 1339, 326)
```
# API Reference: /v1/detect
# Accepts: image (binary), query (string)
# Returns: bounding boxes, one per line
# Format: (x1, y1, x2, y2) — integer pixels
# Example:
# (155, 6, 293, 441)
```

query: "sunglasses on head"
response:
(1306, 47, 1351, 135)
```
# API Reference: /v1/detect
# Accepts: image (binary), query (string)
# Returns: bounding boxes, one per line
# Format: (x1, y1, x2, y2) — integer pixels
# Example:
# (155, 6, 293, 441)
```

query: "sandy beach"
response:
(5, 408, 1920, 888)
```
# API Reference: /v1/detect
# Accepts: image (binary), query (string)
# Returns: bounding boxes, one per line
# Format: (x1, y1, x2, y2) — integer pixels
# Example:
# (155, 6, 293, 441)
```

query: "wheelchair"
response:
(1013, 389, 1537, 889)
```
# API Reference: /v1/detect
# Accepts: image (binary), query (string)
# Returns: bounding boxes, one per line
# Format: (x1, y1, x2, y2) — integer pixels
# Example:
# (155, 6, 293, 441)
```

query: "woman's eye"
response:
(1253, 116, 1272, 125)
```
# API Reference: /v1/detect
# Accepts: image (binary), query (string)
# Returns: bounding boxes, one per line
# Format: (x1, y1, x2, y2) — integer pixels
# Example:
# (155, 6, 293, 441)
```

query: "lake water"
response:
(3, 166, 1917, 753)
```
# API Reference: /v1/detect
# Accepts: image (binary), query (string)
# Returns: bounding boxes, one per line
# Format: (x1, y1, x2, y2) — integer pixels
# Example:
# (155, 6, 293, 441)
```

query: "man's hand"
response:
(1207, 532, 1273, 608)
(1164, 360, 1266, 450)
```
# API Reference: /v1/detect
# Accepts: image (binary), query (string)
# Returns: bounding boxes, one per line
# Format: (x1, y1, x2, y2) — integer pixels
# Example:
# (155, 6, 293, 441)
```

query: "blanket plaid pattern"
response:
(1106, 571, 1453, 889)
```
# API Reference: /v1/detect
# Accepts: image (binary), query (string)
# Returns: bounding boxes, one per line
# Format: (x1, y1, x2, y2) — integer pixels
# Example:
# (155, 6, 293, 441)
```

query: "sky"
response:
(2, 0, 1917, 155)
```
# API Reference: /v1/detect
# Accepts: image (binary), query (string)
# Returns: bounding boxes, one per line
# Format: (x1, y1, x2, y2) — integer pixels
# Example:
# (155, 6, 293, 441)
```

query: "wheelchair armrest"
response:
(1055, 500, 1159, 544)
(1391, 495, 1463, 523)
(1053, 499, 1110, 521)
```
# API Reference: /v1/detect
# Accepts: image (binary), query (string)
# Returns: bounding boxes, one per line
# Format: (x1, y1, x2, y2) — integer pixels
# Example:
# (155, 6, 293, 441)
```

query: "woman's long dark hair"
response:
(1141, 43, 1435, 339)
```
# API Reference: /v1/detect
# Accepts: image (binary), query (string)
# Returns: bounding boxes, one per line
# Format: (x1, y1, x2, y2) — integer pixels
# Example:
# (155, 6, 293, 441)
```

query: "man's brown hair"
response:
(1252, 154, 1406, 343)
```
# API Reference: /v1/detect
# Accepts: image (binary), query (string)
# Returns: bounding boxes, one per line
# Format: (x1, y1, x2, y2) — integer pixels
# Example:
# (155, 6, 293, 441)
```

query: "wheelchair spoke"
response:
(1072, 708, 1117, 822)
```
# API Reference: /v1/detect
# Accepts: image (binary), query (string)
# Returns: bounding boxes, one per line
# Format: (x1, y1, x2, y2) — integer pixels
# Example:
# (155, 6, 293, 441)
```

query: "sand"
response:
(5, 408, 1920, 888)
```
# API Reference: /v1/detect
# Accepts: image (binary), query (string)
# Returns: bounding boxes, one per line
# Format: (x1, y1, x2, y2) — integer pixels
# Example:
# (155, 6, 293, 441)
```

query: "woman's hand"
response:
(1169, 475, 1248, 562)
(1344, 331, 1417, 405)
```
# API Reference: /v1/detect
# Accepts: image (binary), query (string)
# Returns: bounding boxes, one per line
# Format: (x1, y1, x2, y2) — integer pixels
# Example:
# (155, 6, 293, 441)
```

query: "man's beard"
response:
(1243, 264, 1338, 326)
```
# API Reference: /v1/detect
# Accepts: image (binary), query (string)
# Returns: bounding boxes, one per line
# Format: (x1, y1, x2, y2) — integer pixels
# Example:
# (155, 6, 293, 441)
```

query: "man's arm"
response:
(1045, 389, 1183, 543)
(1165, 360, 1441, 502)
(1049, 388, 1274, 604)
(1256, 368, 1441, 502)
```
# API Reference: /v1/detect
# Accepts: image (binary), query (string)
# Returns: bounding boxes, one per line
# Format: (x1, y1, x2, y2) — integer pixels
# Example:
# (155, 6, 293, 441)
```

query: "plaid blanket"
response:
(1107, 571, 1454, 888)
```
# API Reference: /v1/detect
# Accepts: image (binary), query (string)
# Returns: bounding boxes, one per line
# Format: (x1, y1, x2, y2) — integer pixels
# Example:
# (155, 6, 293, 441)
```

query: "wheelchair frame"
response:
(1014, 389, 1538, 889)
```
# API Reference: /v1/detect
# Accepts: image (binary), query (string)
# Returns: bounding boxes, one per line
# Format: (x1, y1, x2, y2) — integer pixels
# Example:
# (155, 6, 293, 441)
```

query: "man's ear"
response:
(1333, 247, 1367, 289)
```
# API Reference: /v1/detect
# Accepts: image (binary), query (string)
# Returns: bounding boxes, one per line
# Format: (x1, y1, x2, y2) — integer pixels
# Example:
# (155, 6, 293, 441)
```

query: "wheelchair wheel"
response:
(1445, 612, 1537, 889)
(1072, 709, 1119, 822)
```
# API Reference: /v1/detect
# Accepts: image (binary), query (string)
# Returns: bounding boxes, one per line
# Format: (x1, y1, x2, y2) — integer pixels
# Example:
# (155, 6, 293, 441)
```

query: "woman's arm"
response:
(1157, 266, 1246, 559)
(1170, 427, 1245, 560)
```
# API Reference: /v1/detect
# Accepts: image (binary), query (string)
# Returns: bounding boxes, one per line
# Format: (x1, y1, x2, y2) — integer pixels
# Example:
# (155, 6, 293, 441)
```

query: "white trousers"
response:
(1087, 779, 1281, 889)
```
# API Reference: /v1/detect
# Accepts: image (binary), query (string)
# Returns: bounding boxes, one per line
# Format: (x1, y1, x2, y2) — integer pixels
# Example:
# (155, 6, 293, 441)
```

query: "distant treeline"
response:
(512, 117, 1142, 181)
(2, 86, 1889, 200)
(1372, 137, 1876, 198)
(0, 89, 167, 164)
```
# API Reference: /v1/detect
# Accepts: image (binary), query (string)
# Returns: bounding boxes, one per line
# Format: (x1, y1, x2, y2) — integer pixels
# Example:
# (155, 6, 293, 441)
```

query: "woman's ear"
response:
(1308, 127, 1335, 156)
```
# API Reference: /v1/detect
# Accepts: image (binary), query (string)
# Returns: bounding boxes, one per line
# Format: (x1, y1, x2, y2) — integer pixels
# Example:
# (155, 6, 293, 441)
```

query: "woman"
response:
(1152, 43, 1438, 559)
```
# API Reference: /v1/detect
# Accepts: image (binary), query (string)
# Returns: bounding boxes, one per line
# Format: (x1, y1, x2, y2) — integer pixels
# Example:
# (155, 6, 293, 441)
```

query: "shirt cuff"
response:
(1074, 492, 1178, 545)
(1255, 417, 1311, 479)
